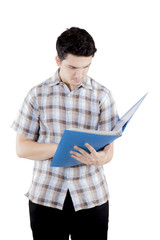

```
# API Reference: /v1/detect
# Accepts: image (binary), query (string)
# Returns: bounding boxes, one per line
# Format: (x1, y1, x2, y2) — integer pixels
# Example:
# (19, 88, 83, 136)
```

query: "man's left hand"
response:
(70, 142, 114, 165)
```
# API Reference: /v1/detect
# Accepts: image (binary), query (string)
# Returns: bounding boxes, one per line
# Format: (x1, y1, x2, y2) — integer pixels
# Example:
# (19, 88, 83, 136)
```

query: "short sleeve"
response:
(98, 90, 119, 131)
(11, 87, 40, 141)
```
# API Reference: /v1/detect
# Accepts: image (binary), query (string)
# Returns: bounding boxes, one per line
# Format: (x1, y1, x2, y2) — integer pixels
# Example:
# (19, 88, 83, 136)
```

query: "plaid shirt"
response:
(12, 70, 118, 211)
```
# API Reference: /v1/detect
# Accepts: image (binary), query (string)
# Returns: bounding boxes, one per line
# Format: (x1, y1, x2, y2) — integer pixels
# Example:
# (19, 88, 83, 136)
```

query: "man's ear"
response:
(55, 56, 62, 66)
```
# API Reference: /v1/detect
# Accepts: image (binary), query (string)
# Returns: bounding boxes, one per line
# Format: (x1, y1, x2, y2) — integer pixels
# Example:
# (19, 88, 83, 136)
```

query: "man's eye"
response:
(69, 66, 76, 69)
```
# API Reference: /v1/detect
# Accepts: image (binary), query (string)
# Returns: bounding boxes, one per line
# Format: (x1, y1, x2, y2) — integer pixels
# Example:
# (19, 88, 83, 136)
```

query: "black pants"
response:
(29, 190, 109, 240)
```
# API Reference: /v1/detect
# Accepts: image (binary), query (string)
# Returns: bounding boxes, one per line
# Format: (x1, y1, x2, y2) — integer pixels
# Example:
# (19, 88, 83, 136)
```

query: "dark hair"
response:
(56, 27, 97, 60)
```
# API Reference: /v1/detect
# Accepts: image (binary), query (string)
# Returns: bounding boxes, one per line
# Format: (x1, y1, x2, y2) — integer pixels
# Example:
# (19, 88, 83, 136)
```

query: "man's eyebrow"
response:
(68, 63, 91, 69)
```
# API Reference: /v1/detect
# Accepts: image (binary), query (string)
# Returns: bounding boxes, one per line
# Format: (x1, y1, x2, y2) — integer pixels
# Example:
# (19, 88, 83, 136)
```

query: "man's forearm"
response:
(16, 134, 58, 161)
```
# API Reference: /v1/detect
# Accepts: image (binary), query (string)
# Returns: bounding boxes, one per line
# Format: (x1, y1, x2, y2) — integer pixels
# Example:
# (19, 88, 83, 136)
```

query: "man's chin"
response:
(73, 79, 82, 84)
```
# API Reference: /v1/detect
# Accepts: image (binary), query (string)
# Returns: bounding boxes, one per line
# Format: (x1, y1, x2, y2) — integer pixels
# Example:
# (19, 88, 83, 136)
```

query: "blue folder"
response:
(50, 93, 148, 167)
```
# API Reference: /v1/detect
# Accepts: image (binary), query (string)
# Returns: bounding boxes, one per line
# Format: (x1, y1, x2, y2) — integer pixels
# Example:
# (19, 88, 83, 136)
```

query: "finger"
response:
(104, 142, 113, 150)
(71, 154, 89, 165)
(85, 143, 97, 154)
(70, 150, 82, 158)
(73, 146, 88, 155)
(71, 154, 81, 161)
(71, 153, 99, 166)
(104, 145, 111, 150)
(71, 155, 90, 165)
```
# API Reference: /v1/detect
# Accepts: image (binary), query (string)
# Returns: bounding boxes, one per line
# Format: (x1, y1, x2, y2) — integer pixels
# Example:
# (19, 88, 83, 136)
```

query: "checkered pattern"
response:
(12, 70, 119, 211)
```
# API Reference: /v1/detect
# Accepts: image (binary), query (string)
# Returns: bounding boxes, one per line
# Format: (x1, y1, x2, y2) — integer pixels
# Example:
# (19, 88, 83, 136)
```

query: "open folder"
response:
(50, 93, 148, 167)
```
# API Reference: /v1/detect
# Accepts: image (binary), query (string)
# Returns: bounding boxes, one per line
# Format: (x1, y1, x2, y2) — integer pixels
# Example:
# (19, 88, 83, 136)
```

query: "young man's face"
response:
(55, 54, 93, 91)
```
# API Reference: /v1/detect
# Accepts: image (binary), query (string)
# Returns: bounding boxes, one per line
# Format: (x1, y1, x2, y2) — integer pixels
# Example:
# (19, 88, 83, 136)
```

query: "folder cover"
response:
(50, 93, 148, 167)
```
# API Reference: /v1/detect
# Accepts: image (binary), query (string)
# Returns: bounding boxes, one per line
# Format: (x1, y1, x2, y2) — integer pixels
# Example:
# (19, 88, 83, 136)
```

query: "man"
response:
(12, 27, 119, 240)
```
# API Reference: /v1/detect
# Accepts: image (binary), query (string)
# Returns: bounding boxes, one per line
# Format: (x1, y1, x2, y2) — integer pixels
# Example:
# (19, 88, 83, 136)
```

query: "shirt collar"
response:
(49, 69, 63, 86)
(49, 69, 93, 90)
(80, 75, 93, 90)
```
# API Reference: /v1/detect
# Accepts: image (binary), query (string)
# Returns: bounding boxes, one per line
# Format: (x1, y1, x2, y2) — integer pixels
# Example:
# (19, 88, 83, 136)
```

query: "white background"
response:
(0, 0, 160, 239)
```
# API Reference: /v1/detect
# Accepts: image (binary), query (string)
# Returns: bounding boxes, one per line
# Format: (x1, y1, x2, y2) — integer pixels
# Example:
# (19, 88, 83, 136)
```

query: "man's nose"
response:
(75, 69, 83, 78)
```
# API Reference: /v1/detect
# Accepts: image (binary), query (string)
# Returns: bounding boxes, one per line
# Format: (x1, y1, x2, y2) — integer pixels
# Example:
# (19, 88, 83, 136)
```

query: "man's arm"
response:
(16, 134, 58, 161)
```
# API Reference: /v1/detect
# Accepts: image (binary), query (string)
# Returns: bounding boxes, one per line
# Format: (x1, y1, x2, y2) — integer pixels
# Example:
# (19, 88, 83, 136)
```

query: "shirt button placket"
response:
(65, 167, 71, 189)
(66, 92, 72, 129)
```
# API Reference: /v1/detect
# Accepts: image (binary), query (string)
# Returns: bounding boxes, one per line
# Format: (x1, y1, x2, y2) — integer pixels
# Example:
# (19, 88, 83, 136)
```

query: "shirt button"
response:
(67, 110, 72, 115)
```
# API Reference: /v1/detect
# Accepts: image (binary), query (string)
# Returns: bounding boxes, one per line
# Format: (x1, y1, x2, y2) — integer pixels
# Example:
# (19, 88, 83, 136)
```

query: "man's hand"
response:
(70, 142, 114, 165)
